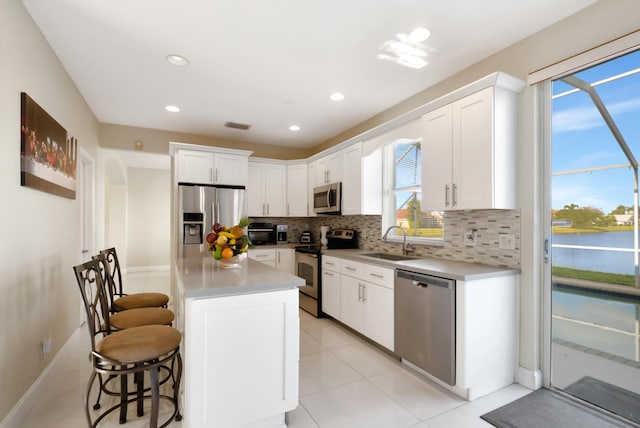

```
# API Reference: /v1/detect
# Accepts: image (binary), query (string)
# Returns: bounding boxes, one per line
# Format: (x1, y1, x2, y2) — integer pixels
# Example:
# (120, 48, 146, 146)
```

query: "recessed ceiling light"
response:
(165, 105, 180, 113)
(329, 92, 345, 101)
(166, 54, 189, 66)
(407, 27, 431, 43)
(289, 125, 301, 132)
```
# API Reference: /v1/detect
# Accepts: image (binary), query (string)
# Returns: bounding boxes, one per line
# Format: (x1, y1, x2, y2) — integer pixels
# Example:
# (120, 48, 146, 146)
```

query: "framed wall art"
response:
(20, 92, 77, 199)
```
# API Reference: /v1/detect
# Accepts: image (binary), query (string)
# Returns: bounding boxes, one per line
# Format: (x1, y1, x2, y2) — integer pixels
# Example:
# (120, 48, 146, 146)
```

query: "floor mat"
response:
(565, 376, 640, 425)
(481, 388, 637, 428)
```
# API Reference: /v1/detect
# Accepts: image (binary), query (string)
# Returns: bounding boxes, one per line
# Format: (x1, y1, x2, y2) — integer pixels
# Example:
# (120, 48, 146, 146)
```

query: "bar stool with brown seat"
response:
(92, 251, 176, 413)
(73, 258, 182, 427)
(98, 247, 169, 312)
(93, 252, 174, 330)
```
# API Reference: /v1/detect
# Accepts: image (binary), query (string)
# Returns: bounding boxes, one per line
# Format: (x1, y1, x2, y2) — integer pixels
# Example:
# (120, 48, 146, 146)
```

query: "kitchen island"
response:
(174, 256, 303, 428)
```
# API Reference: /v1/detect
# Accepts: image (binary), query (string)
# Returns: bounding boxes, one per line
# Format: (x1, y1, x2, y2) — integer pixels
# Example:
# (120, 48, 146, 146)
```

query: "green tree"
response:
(554, 205, 610, 227)
(610, 205, 632, 215)
(406, 195, 421, 229)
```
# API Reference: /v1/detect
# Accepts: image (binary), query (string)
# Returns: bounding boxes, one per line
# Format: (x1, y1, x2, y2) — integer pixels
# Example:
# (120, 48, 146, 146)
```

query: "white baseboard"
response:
(0, 328, 82, 428)
(516, 366, 543, 390)
(125, 264, 170, 274)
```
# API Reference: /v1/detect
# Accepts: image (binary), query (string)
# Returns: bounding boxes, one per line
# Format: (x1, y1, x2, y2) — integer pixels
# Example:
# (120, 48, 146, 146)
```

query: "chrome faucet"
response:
(382, 226, 415, 255)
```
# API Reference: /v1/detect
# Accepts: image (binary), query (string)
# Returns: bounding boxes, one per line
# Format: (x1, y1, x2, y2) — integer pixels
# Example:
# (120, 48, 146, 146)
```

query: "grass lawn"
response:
(552, 225, 634, 234)
(553, 266, 636, 286)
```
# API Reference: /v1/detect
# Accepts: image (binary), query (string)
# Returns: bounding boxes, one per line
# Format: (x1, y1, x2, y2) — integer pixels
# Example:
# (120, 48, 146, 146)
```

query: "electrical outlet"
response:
(464, 229, 477, 246)
(42, 338, 52, 354)
(499, 234, 516, 250)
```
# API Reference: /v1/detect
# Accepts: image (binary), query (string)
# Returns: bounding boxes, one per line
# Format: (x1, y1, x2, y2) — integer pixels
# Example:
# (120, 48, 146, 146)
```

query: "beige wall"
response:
(99, 122, 314, 160)
(0, 0, 100, 422)
(126, 167, 171, 268)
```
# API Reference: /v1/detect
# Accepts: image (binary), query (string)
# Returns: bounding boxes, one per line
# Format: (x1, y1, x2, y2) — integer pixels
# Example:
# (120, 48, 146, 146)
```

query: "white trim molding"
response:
(516, 366, 543, 391)
(528, 30, 640, 85)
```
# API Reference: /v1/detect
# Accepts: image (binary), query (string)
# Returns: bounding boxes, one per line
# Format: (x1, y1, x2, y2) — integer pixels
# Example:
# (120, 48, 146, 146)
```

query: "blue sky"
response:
(552, 49, 640, 214)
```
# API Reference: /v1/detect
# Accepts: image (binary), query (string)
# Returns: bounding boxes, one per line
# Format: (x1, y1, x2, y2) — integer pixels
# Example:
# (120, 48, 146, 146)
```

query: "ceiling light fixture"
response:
(329, 92, 345, 101)
(289, 125, 301, 132)
(378, 27, 430, 70)
(165, 105, 180, 113)
(166, 54, 189, 66)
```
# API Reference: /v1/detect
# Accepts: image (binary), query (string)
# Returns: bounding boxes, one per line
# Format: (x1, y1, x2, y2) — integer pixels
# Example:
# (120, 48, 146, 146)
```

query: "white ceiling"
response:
(23, 0, 596, 149)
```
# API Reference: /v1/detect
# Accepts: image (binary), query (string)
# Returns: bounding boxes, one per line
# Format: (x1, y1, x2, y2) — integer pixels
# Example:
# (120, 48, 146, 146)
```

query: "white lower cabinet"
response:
(321, 256, 341, 318)
(249, 248, 295, 273)
(248, 248, 277, 268)
(182, 288, 299, 427)
(325, 256, 394, 351)
(276, 248, 295, 274)
(339, 275, 365, 332)
(361, 280, 394, 351)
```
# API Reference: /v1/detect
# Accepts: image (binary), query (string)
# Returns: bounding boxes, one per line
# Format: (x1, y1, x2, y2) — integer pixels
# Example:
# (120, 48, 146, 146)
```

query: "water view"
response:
(552, 230, 637, 275)
(552, 230, 640, 363)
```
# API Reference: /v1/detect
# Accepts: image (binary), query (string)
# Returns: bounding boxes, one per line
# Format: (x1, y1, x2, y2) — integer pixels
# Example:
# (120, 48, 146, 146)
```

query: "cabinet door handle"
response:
(358, 283, 362, 301)
(345, 266, 356, 271)
(325, 271, 334, 276)
(267, 203, 270, 215)
(362, 284, 367, 302)
(452, 183, 458, 207)
(210, 168, 214, 182)
(215, 168, 219, 182)
(445, 184, 450, 207)
(369, 273, 384, 278)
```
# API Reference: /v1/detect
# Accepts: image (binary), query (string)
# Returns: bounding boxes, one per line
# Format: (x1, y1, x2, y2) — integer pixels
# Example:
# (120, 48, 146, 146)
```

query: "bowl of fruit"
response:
(206, 217, 251, 268)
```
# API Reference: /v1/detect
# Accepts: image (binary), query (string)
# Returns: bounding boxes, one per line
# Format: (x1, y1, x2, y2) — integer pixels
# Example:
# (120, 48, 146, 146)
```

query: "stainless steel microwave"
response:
(313, 182, 341, 214)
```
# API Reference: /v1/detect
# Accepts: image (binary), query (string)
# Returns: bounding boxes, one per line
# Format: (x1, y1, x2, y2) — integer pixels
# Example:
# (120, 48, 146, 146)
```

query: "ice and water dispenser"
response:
(182, 212, 204, 245)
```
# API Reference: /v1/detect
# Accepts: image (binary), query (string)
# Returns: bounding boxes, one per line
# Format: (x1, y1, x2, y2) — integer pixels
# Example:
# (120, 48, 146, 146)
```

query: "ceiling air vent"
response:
(224, 121, 251, 130)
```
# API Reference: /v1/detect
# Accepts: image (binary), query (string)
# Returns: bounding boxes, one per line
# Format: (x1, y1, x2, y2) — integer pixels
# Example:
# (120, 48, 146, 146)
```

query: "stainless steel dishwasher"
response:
(395, 269, 456, 386)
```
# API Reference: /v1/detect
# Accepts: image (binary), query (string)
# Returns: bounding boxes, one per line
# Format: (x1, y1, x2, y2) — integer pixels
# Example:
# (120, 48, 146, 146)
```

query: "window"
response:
(383, 138, 444, 243)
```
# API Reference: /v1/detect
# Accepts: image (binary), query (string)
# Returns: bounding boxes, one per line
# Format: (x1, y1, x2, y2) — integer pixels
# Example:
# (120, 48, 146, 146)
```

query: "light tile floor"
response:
(7, 271, 532, 427)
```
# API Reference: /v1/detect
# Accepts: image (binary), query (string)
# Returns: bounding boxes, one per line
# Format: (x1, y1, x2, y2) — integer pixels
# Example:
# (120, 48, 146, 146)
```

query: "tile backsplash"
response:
(254, 209, 520, 269)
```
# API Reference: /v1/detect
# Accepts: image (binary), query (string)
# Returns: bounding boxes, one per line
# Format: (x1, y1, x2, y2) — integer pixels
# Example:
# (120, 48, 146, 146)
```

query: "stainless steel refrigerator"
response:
(178, 183, 246, 258)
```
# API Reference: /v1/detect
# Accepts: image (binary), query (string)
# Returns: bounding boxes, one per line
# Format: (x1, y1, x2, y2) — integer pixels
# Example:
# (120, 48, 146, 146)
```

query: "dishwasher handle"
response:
(396, 269, 454, 289)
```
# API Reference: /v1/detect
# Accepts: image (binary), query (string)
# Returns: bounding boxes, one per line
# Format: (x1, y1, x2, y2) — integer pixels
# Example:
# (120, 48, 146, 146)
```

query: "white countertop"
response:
(323, 249, 519, 281)
(175, 255, 304, 299)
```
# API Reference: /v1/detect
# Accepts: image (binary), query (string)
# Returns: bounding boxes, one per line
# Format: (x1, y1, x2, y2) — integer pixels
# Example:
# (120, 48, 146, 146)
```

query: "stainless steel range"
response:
(295, 229, 358, 317)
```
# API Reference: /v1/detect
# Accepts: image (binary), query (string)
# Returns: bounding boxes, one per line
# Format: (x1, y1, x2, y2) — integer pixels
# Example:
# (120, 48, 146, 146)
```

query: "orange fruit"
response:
(221, 247, 234, 259)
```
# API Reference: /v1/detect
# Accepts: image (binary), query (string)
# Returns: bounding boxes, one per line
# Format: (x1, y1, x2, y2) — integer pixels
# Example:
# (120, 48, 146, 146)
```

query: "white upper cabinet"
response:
(247, 161, 287, 217)
(177, 150, 215, 184)
(316, 151, 343, 185)
(286, 163, 308, 217)
(177, 149, 249, 186)
(341, 142, 382, 215)
(422, 84, 519, 211)
(213, 152, 249, 186)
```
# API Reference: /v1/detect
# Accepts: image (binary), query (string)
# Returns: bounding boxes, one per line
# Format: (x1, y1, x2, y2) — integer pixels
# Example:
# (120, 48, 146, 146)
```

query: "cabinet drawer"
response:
(364, 265, 394, 288)
(248, 249, 276, 262)
(322, 255, 340, 271)
(340, 259, 365, 278)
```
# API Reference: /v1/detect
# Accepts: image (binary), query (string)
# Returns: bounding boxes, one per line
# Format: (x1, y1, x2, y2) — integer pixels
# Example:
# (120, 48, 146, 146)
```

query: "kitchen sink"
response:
(359, 252, 419, 261)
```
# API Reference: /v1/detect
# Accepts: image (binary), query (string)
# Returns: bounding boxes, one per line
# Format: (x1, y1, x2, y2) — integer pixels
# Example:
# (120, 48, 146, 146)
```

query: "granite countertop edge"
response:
(322, 249, 520, 281)
(176, 257, 304, 299)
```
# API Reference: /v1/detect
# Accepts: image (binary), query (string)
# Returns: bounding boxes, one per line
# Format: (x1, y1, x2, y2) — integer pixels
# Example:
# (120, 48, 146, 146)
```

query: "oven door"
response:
(295, 251, 318, 299)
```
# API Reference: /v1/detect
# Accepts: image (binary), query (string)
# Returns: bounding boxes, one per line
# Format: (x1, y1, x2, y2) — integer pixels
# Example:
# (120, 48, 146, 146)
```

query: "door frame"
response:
(77, 147, 95, 325)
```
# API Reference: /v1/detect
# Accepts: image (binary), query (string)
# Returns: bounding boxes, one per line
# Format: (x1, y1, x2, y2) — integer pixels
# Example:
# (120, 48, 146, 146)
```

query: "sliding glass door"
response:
(549, 49, 640, 422)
